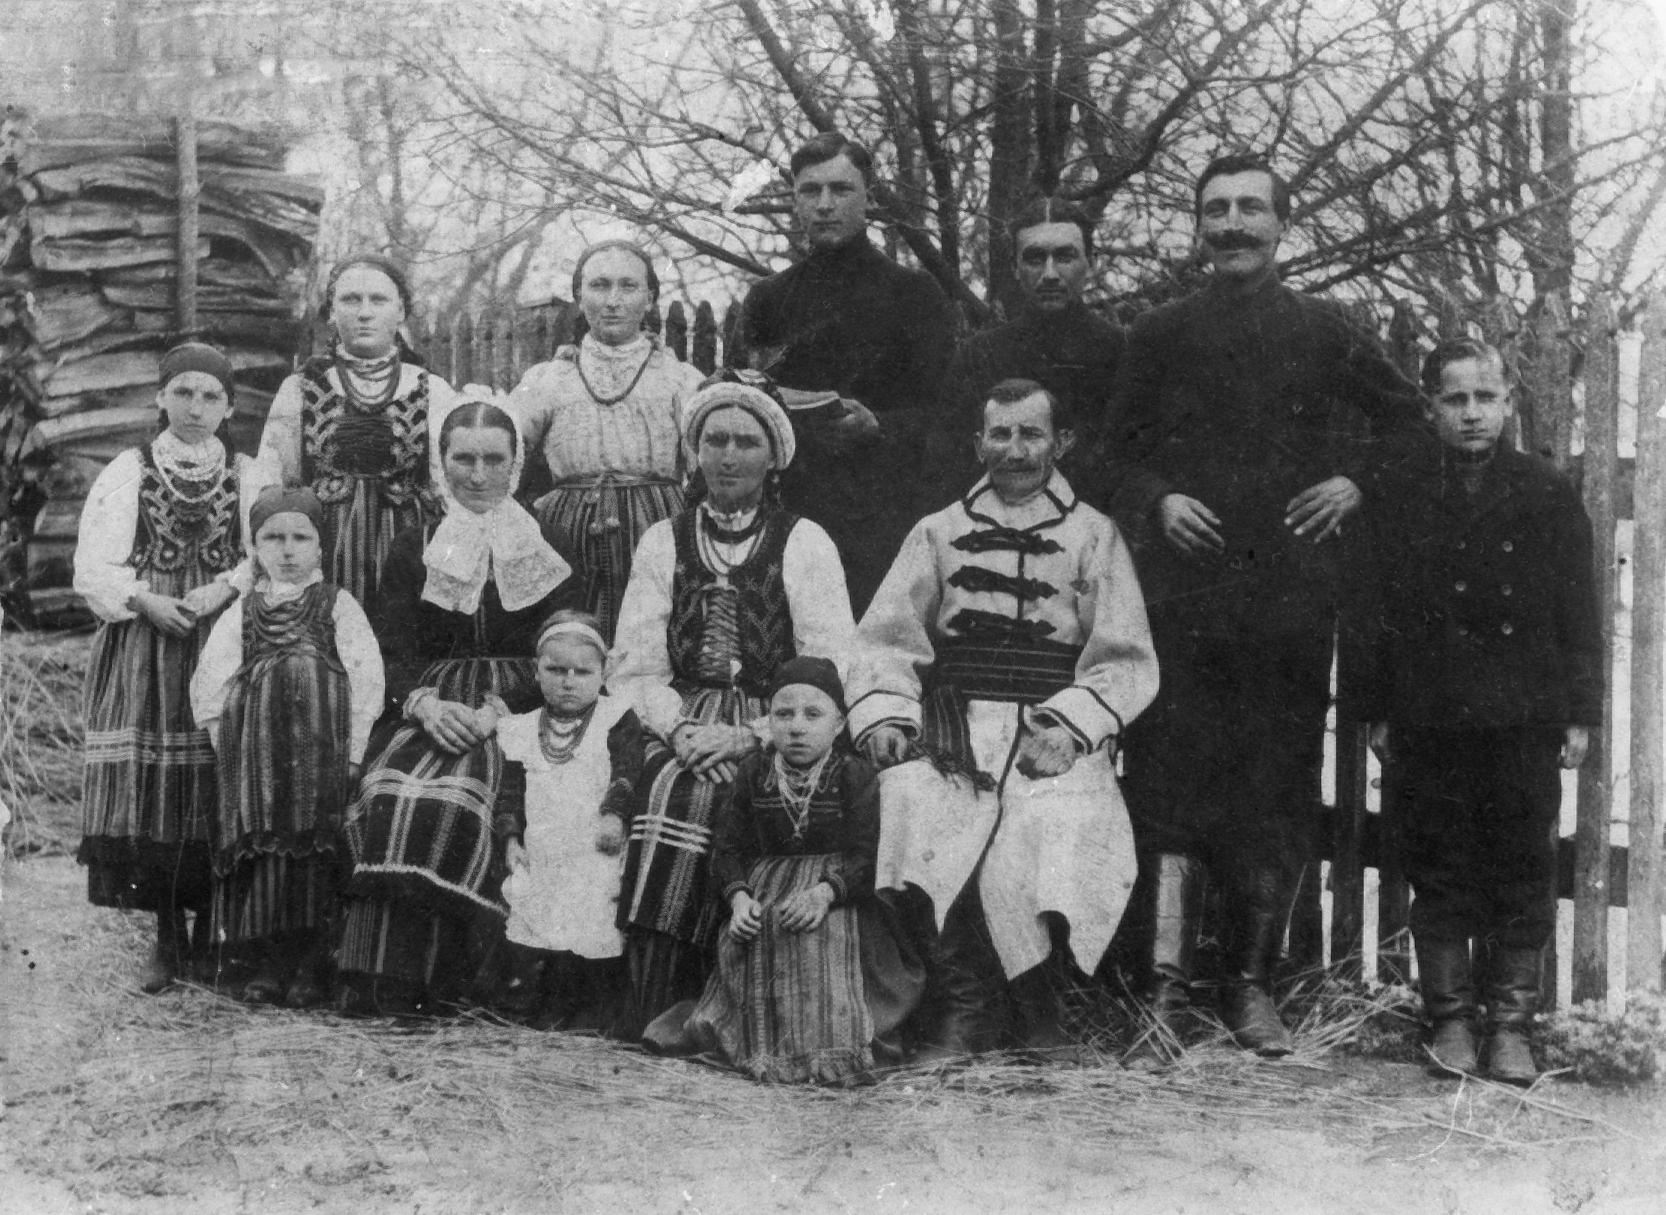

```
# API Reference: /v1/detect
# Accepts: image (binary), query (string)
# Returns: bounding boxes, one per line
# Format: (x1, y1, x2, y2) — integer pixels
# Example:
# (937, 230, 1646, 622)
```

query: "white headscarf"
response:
(422, 396, 571, 615)
(681, 377, 797, 469)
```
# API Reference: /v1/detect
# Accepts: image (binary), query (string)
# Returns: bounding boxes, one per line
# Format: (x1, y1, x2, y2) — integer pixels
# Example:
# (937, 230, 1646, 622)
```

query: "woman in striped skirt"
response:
(73, 343, 267, 992)
(609, 372, 855, 1037)
(256, 254, 458, 607)
(337, 401, 576, 1015)
(509, 241, 704, 643)
(190, 488, 384, 1006)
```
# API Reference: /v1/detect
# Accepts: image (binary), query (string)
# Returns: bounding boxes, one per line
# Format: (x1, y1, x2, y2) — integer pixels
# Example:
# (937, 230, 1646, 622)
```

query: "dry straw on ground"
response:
(0, 627, 90, 855)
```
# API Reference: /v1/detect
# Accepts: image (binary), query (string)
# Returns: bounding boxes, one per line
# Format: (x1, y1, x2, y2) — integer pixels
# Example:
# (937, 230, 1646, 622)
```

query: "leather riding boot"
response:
(1221, 868, 1294, 1057)
(1125, 854, 1203, 1072)
(1415, 936, 1479, 1076)
(1484, 946, 1542, 1086)
(914, 899, 1001, 1064)
(1008, 959, 1082, 1063)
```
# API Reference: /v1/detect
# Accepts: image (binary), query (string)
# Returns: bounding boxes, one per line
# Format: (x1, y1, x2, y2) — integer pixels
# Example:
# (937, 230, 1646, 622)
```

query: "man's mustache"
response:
(1203, 230, 1264, 251)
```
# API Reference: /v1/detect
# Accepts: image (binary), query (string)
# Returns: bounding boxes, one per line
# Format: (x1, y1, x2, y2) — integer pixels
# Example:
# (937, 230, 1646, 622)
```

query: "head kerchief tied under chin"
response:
(159, 341, 237, 401)
(535, 617, 610, 660)
(250, 486, 324, 535)
(766, 655, 846, 714)
(683, 369, 796, 469)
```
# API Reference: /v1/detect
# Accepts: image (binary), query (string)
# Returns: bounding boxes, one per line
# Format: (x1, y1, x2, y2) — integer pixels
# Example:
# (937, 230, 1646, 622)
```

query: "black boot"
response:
(284, 931, 333, 1009)
(1484, 946, 1542, 1085)
(1221, 868, 1294, 1057)
(1125, 854, 1203, 1071)
(499, 944, 546, 1020)
(140, 906, 188, 994)
(1008, 958, 1084, 1064)
(914, 895, 1002, 1064)
(1415, 936, 1479, 1076)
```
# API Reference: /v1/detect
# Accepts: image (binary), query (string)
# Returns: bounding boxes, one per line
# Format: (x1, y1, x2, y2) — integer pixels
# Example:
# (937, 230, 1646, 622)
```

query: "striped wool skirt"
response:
(78, 566, 219, 912)
(684, 853, 873, 1084)
(534, 475, 681, 643)
(339, 656, 538, 989)
(318, 478, 432, 607)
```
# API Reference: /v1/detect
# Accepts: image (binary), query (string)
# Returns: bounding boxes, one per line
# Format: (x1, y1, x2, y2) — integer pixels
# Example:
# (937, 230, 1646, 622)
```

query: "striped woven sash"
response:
(921, 626, 1082, 782)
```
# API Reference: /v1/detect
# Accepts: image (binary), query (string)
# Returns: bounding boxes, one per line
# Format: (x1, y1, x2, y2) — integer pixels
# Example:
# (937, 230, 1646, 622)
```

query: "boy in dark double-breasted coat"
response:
(1353, 337, 1601, 1085)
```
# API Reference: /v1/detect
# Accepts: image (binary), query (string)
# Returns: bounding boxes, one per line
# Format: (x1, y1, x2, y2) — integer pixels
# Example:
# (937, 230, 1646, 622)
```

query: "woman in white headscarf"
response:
(608, 370, 856, 1036)
(337, 400, 576, 1015)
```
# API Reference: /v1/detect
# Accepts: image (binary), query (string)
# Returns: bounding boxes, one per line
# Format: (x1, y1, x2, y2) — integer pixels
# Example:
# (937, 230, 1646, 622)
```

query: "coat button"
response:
(1503, 540, 1514, 552)
(1502, 584, 1513, 596)
(1501, 622, 1514, 635)
(1455, 580, 1467, 593)
(1456, 540, 1466, 550)
(1457, 625, 1470, 636)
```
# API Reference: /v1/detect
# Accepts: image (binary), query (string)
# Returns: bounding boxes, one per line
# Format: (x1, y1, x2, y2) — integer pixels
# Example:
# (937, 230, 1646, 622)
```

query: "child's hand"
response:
(594, 817, 625, 856)
(1367, 722, 1391, 762)
(505, 839, 528, 873)
(729, 891, 763, 941)
(776, 883, 835, 934)
(181, 582, 235, 618)
(134, 591, 197, 638)
(1561, 725, 1590, 769)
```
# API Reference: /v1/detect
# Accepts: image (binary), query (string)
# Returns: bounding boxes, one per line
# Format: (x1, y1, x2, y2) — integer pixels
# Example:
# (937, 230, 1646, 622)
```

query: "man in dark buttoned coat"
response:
(1098, 153, 1427, 1061)
(1355, 338, 1600, 1085)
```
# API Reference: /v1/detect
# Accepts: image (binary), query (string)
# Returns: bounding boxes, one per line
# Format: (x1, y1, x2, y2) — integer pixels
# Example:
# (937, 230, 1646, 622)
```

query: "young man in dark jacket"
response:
(1356, 337, 1601, 1084)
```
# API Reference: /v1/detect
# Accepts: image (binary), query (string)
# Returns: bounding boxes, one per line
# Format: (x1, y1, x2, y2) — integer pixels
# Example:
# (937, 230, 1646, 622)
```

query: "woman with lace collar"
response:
(74, 342, 273, 993)
(507, 240, 705, 643)
(336, 400, 578, 1016)
(608, 371, 856, 1038)
(255, 254, 458, 606)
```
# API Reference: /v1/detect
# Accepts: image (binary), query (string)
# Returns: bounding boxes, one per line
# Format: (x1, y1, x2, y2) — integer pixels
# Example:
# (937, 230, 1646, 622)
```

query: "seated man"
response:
(849, 378, 1158, 1060)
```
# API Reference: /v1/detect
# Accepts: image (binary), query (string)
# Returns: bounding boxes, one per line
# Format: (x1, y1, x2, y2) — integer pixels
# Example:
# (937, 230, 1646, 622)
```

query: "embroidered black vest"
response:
(666, 507, 798, 696)
(297, 357, 434, 508)
(129, 444, 242, 575)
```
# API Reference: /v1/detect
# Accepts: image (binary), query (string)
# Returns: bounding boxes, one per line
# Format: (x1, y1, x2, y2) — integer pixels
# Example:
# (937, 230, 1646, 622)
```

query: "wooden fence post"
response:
(721, 300, 741, 369)
(693, 301, 718, 374)
(1629, 293, 1666, 992)
(666, 300, 688, 363)
(1574, 294, 1620, 1005)
(174, 106, 199, 336)
(452, 311, 474, 389)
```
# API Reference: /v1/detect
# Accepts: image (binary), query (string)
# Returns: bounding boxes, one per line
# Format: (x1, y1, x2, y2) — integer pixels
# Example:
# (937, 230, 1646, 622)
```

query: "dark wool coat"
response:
(929, 302, 1126, 510)
(730, 236, 954, 614)
(1095, 272, 1428, 637)
(1347, 443, 1603, 729)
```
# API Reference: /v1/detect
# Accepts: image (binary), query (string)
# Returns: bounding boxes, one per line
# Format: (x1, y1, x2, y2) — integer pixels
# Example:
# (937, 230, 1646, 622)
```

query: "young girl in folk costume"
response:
(191, 488, 384, 1006)
(508, 240, 704, 643)
(496, 610, 680, 1031)
(668, 657, 914, 1084)
(256, 254, 457, 606)
(74, 342, 266, 992)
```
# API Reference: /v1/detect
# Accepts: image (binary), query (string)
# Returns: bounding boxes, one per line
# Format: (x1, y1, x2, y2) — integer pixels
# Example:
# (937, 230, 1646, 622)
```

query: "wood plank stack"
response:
(0, 112, 320, 625)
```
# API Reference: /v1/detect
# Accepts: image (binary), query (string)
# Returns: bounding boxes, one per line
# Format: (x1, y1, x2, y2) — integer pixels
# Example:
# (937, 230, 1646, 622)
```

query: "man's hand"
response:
(776, 883, 835, 934)
(825, 398, 881, 446)
(862, 725, 912, 770)
(594, 816, 626, 856)
(181, 582, 236, 618)
(1015, 722, 1080, 779)
(416, 697, 491, 755)
(1561, 725, 1591, 770)
(1285, 475, 1362, 543)
(134, 591, 197, 638)
(1156, 494, 1224, 557)
(1367, 722, 1391, 763)
(729, 891, 764, 941)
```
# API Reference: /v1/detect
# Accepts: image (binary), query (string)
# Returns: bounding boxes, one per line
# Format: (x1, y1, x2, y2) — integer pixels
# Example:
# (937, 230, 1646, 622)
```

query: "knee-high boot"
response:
(1221, 867, 1295, 1056)
(1415, 936, 1479, 1075)
(1484, 945, 1542, 1085)
(1125, 854, 1203, 1070)
(1008, 953, 1084, 1063)
(914, 889, 1003, 1063)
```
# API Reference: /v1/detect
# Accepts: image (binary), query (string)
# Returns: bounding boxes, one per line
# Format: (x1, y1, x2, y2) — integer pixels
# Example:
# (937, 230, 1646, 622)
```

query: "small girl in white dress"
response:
(498, 610, 672, 1031)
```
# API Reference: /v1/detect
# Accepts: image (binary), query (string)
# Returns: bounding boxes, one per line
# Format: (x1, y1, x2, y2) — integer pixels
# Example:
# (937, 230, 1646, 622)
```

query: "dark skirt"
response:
(213, 853, 342, 945)
(78, 565, 219, 912)
(339, 656, 537, 987)
(535, 476, 682, 644)
(319, 478, 432, 607)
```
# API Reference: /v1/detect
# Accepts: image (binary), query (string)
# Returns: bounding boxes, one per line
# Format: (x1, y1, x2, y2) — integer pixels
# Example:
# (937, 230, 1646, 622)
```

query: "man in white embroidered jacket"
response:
(849, 378, 1158, 1060)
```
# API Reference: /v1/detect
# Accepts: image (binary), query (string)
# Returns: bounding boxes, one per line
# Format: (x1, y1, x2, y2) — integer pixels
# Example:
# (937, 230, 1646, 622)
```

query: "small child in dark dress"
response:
(496, 610, 658, 1032)
(192, 487, 384, 1006)
(662, 656, 915, 1084)
(1357, 338, 1601, 1084)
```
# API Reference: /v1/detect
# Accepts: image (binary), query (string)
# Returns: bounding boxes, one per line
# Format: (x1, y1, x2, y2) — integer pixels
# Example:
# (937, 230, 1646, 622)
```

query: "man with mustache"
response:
(729, 132, 955, 616)
(851, 378, 1157, 1062)
(931, 197, 1124, 505)
(1098, 154, 1425, 1064)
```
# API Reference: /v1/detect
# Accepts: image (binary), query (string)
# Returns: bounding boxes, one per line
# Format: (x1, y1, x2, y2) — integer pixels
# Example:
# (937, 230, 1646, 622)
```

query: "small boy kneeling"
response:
(1358, 338, 1602, 1084)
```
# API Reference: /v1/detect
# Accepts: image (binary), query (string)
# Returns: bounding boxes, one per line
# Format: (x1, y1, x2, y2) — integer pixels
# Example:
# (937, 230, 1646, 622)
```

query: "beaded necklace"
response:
(773, 748, 833, 842)
(333, 349, 401, 411)
(695, 502, 763, 578)
(576, 342, 653, 407)
(538, 703, 597, 765)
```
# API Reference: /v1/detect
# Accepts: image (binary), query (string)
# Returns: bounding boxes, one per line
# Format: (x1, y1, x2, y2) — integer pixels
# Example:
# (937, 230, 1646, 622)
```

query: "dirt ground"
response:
(3, 853, 1664, 1215)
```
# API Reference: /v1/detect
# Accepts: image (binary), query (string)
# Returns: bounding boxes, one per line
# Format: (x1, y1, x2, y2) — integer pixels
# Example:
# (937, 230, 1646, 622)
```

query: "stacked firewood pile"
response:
(0, 112, 321, 624)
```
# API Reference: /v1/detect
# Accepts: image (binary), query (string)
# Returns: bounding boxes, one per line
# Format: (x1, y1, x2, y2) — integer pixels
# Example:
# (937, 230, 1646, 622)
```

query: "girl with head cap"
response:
(492, 609, 681, 1031)
(506, 240, 705, 643)
(73, 341, 274, 992)
(254, 254, 460, 607)
(335, 400, 578, 1016)
(605, 371, 857, 1038)
(189, 487, 385, 1006)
